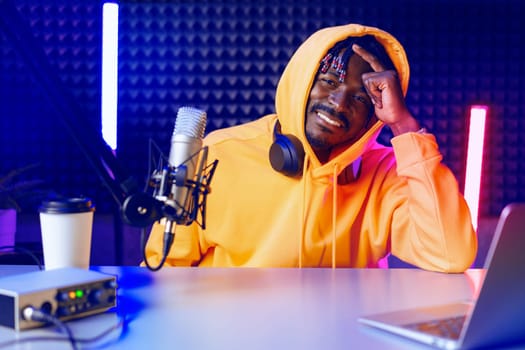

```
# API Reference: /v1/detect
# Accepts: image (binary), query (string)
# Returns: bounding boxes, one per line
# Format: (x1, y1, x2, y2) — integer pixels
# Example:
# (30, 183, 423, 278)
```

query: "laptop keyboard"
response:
(404, 315, 466, 340)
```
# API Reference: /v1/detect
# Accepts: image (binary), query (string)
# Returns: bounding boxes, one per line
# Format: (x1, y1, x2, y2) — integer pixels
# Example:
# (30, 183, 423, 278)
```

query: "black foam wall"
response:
(1, 0, 524, 217)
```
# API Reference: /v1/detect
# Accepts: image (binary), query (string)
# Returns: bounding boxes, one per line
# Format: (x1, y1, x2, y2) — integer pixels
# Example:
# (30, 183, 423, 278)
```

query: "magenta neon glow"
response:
(464, 105, 488, 231)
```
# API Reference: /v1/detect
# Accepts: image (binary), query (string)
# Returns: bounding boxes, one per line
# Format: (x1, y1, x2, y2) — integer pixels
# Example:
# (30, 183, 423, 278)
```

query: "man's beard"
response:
(305, 129, 330, 151)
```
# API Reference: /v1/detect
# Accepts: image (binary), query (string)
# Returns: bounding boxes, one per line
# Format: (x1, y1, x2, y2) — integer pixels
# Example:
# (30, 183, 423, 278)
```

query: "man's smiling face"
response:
(305, 50, 376, 163)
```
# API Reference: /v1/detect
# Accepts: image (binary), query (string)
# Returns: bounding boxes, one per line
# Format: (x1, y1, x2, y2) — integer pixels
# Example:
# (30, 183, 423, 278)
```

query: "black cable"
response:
(75, 316, 125, 344)
(141, 226, 173, 271)
(22, 307, 78, 350)
(0, 308, 126, 350)
(0, 245, 43, 270)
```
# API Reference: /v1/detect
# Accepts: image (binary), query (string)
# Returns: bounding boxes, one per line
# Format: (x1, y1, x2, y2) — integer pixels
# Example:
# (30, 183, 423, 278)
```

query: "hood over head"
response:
(274, 24, 410, 176)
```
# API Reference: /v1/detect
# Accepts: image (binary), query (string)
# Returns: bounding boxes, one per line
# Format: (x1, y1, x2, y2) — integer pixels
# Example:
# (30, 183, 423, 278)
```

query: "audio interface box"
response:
(0, 268, 117, 330)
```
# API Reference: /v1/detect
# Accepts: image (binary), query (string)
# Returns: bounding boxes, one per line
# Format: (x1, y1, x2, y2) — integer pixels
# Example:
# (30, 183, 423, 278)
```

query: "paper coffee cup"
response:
(39, 197, 95, 270)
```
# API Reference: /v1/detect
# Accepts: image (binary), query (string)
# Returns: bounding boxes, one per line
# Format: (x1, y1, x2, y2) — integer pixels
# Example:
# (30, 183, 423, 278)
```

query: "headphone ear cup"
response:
(269, 132, 305, 177)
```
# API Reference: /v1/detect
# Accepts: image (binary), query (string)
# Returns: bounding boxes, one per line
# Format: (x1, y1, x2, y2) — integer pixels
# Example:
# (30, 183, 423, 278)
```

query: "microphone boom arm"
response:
(0, 0, 219, 230)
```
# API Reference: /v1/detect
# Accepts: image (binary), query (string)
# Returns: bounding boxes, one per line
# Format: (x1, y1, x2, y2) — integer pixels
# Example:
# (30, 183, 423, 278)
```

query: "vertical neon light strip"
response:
(464, 105, 488, 231)
(101, 2, 119, 150)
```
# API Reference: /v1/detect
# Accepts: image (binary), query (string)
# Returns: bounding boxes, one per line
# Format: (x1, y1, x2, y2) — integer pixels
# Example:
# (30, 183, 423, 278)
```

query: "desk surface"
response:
(0, 265, 516, 350)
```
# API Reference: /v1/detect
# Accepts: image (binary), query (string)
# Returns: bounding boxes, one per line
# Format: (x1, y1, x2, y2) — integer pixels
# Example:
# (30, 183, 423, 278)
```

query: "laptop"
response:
(358, 203, 525, 349)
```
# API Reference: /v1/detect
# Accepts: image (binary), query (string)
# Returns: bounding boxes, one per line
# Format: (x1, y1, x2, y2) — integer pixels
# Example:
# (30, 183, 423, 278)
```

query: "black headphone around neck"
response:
(269, 121, 305, 177)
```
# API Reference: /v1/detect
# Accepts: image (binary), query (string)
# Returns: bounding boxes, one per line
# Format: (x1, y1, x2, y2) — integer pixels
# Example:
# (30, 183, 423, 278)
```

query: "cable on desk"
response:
(75, 315, 126, 345)
(22, 306, 78, 350)
(0, 309, 125, 350)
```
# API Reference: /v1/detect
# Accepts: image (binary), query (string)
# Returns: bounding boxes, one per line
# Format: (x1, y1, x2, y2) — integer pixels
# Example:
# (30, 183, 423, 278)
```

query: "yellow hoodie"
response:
(144, 24, 477, 272)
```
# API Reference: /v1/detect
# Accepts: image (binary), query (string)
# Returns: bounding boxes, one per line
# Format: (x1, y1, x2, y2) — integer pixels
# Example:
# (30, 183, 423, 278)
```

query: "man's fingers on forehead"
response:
(352, 44, 385, 72)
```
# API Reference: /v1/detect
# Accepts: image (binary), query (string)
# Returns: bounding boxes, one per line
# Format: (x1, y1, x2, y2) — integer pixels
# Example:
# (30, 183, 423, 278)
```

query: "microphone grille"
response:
(174, 106, 207, 138)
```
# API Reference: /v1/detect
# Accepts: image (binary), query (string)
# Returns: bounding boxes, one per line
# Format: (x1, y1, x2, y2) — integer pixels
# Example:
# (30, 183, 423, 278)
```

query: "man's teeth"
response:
(317, 112, 342, 127)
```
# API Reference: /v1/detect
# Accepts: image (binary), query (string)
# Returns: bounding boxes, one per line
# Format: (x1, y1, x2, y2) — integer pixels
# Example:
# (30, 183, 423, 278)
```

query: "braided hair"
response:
(319, 35, 396, 82)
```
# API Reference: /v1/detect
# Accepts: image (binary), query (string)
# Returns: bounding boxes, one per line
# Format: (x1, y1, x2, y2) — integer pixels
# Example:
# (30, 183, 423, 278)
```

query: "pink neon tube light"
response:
(464, 105, 488, 231)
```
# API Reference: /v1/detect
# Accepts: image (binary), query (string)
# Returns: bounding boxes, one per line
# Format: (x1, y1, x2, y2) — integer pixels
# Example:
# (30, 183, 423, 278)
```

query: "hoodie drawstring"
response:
(332, 163, 339, 269)
(299, 158, 359, 268)
(298, 155, 310, 268)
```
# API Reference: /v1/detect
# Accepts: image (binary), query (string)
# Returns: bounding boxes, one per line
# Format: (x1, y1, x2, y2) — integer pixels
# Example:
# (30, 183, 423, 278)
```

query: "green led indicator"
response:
(76, 290, 84, 298)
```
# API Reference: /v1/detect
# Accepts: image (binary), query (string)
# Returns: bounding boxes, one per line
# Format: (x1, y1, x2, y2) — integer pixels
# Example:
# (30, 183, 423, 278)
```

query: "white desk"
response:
(0, 265, 517, 349)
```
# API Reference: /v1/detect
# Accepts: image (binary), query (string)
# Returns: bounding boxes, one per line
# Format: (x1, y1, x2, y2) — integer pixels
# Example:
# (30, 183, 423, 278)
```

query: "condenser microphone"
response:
(165, 106, 207, 224)
(140, 106, 217, 271)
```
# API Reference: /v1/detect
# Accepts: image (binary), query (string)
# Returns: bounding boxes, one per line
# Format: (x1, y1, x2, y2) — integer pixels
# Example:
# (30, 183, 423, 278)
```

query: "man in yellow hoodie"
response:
(143, 23, 477, 272)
